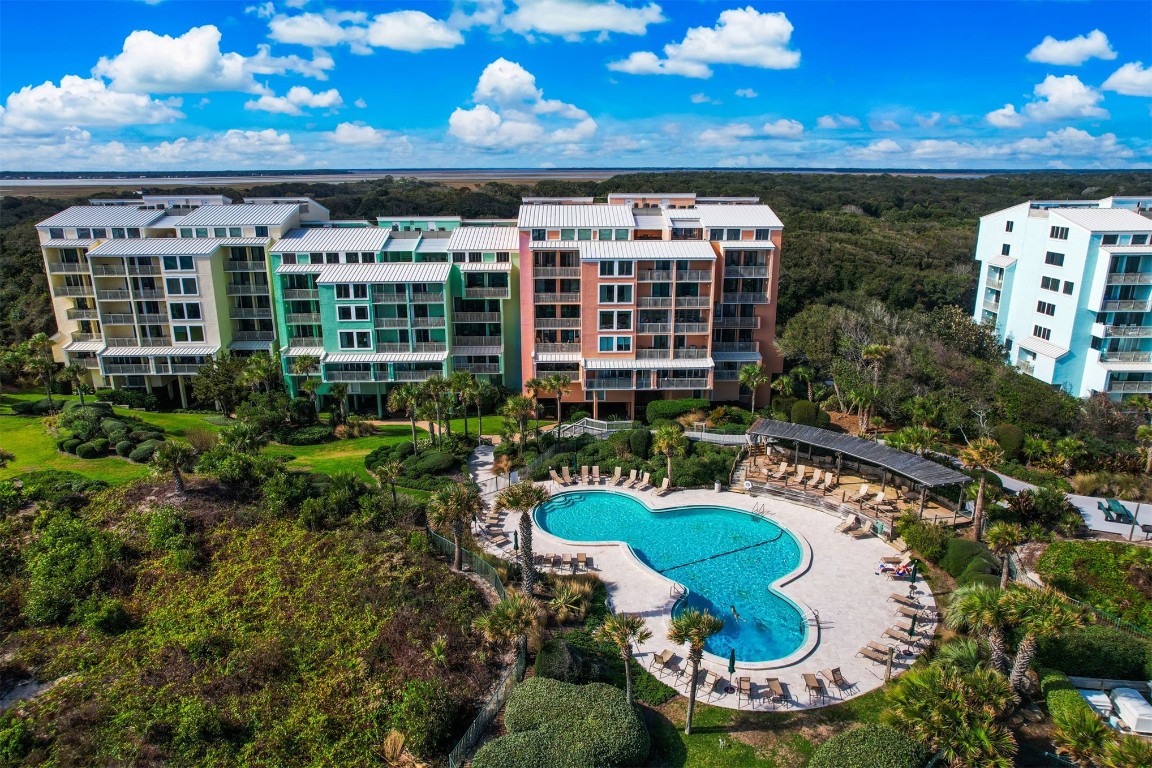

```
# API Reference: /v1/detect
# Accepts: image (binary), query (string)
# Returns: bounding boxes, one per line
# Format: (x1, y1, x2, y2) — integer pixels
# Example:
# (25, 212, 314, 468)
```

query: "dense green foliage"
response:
(1035, 627, 1152, 680)
(644, 398, 710, 424)
(895, 515, 954, 563)
(941, 538, 997, 579)
(1037, 541, 1152, 631)
(807, 724, 928, 768)
(472, 678, 649, 768)
(1039, 669, 1098, 723)
(22, 513, 122, 625)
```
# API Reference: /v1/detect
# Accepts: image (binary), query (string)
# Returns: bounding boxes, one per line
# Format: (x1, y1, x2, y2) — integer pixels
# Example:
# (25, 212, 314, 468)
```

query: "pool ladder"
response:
(670, 583, 687, 601)
(751, 502, 775, 517)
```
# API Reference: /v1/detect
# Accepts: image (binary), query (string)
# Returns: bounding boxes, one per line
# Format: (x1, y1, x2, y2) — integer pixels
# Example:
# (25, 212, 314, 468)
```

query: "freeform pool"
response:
(535, 490, 806, 663)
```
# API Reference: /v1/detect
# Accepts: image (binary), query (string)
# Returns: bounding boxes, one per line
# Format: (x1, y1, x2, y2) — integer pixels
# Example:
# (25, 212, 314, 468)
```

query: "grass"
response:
(0, 413, 151, 483)
(1037, 540, 1152, 631)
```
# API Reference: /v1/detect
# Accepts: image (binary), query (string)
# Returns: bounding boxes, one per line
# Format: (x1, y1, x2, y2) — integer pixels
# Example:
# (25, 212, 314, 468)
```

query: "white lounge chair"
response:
(580, 465, 590, 484)
(654, 477, 671, 496)
(611, 466, 623, 485)
(592, 466, 602, 484)
(626, 469, 639, 488)
(848, 484, 871, 504)
(562, 466, 575, 485)
(638, 471, 652, 491)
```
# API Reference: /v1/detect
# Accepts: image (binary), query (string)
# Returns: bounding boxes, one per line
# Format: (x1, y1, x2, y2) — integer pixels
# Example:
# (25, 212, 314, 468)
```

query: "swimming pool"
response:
(535, 490, 806, 663)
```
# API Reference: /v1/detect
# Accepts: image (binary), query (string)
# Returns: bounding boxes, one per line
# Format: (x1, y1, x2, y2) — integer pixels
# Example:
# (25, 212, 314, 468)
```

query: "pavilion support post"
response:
(794, 440, 800, 465)
(834, 453, 843, 483)
(881, 470, 887, 494)
(918, 487, 927, 519)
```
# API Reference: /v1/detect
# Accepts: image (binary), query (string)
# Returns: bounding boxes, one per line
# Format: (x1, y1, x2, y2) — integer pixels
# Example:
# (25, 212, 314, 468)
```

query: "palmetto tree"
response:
(372, 459, 404, 507)
(861, 343, 890, 386)
(945, 583, 1011, 674)
(931, 637, 987, 675)
(1003, 586, 1084, 695)
(652, 423, 689, 487)
(1020, 435, 1050, 467)
(452, 371, 478, 439)
(791, 364, 816, 401)
(985, 522, 1026, 591)
(427, 484, 484, 571)
(242, 351, 280, 393)
(739, 363, 771, 414)
(474, 378, 498, 438)
(595, 613, 653, 707)
(501, 395, 536, 456)
(524, 377, 546, 440)
(473, 590, 539, 650)
(1101, 734, 1152, 768)
(152, 441, 197, 496)
(58, 362, 89, 406)
(422, 375, 451, 448)
(545, 373, 572, 423)
(290, 354, 320, 400)
(1052, 437, 1086, 477)
(495, 481, 550, 594)
(959, 437, 1005, 541)
(388, 383, 421, 452)
(1137, 425, 1152, 474)
(328, 382, 349, 425)
(219, 421, 269, 454)
(667, 608, 724, 735)
(1052, 706, 1114, 768)
(20, 333, 57, 413)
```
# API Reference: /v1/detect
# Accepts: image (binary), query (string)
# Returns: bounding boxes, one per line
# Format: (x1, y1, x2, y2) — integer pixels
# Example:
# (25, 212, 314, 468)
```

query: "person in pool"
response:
(730, 605, 743, 622)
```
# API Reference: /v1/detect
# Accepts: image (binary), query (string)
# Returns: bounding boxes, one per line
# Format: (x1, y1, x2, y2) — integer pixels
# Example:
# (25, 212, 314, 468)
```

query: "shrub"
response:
(184, 427, 218, 453)
(1035, 626, 1152, 680)
(1037, 541, 1152, 631)
(388, 679, 459, 759)
(941, 538, 995, 578)
(278, 425, 334, 446)
(404, 451, 459, 476)
(992, 423, 1025, 459)
(0, 714, 33, 765)
(115, 440, 134, 457)
(535, 638, 586, 683)
(11, 397, 58, 416)
(645, 398, 708, 424)
(100, 418, 127, 438)
(14, 471, 107, 507)
(129, 440, 161, 463)
(129, 430, 165, 442)
(1040, 669, 1097, 723)
(791, 399, 819, 426)
(92, 437, 110, 452)
(808, 725, 929, 768)
(23, 512, 121, 625)
(628, 429, 651, 460)
(75, 442, 102, 459)
(957, 558, 1000, 587)
(0, 482, 22, 517)
(895, 516, 953, 563)
(567, 409, 591, 423)
(78, 596, 132, 634)
(473, 678, 648, 768)
(62, 439, 82, 454)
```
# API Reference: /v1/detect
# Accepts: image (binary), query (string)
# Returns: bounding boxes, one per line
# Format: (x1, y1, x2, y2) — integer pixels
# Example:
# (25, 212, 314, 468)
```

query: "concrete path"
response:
(473, 475, 937, 710)
(993, 471, 1151, 542)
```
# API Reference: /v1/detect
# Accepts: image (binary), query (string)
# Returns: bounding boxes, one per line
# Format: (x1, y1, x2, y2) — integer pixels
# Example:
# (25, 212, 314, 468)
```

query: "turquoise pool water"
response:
(535, 490, 806, 663)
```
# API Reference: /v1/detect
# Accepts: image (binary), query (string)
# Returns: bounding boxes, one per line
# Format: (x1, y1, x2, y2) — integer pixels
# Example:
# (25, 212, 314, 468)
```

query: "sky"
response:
(1, 0, 1150, 171)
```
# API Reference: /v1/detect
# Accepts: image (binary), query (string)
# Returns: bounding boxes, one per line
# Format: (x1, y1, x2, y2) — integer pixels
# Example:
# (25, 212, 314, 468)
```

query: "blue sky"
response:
(1, 0, 1149, 170)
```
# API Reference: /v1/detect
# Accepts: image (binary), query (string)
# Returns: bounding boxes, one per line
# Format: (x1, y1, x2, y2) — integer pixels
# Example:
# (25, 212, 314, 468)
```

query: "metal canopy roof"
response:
(177, 204, 297, 228)
(326, 352, 447, 363)
(38, 206, 168, 229)
(583, 357, 713, 370)
(271, 227, 390, 253)
(747, 418, 972, 488)
(42, 238, 100, 248)
(64, 341, 106, 352)
(100, 345, 218, 357)
(446, 226, 519, 252)
(229, 340, 273, 351)
(315, 262, 451, 284)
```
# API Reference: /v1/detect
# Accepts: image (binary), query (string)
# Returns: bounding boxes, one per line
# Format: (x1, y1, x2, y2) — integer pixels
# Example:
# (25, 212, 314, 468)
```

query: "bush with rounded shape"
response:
(62, 439, 82, 454)
(56, 438, 70, 451)
(115, 440, 134, 457)
(896, 517, 953, 563)
(1040, 669, 1097, 723)
(12, 398, 60, 416)
(91, 438, 110, 453)
(404, 450, 459, 476)
(78, 596, 132, 634)
(128, 430, 165, 442)
(535, 638, 586, 683)
(992, 423, 1025, 459)
(388, 679, 459, 759)
(1035, 627, 1152, 680)
(808, 725, 929, 768)
(645, 398, 709, 424)
(941, 538, 995, 578)
(129, 440, 161, 463)
(473, 678, 648, 768)
(790, 400, 819, 426)
(568, 409, 591, 423)
(278, 425, 334, 446)
(75, 442, 101, 459)
(628, 428, 651, 460)
(100, 419, 127, 438)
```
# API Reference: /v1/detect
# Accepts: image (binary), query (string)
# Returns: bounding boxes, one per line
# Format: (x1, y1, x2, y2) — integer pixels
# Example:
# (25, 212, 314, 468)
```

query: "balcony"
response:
(289, 336, 322, 346)
(585, 377, 633, 390)
(228, 283, 269, 296)
(66, 308, 99, 320)
(56, 285, 94, 297)
(412, 291, 446, 303)
(982, 300, 1000, 312)
(639, 270, 673, 281)
(535, 293, 581, 303)
(637, 349, 672, 359)
(152, 362, 205, 375)
(376, 343, 410, 353)
(674, 348, 709, 359)
(412, 316, 446, 328)
(721, 292, 768, 304)
(535, 318, 580, 329)
(1104, 325, 1152, 338)
(280, 288, 316, 300)
(713, 316, 760, 329)
(535, 343, 580, 354)
(714, 370, 739, 381)
(1101, 299, 1150, 312)
(225, 261, 266, 271)
(674, 322, 709, 334)
(104, 364, 152, 374)
(286, 313, 321, 324)
(89, 264, 127, 276)
(233, 330, 275, 341)
(659, 378, 709, 390)
(326, 370, 377, 382)
(675, 296, 711, 309)
(1106, 273, 1152, 285)
(637, 323, 671, 334)
(137, 313, 168, 324)
(414, 342, 447, 353)
(105, 337, 171, 347)
(466, 286, 510, 299)
(374, 292, 407, 303)
(677, 270, 712, 282)
(231, 308, 272, 320)
(535, 267, 580, 278)
(455, 312, 499, 323)
(713, 342, 760, 353)
(374, 317, 409, 329)
(1109, 380, 1152, 394)
(100, 314, 135, 325)
(455, 363, 501, 374)
(453, 335, 502, 348)
(70, 332, 100, 342)
(986, 278, 1004, 290)
(637, 297, 673, 309)
(80, 358, 101, 368)
(724, 265, 769, 278)
(393, 370, 441, 382)
(1100, 351, 1152, 363)
(47, 262, 89, 274)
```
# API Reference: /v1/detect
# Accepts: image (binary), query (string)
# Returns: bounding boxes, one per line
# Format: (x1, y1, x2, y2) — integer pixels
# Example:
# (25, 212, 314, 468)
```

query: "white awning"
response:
(713, 351, 763, 362)
(283, 346, 326, 357)
(583, 357, 713, 370)
(229, 340, 273, 351)
(534, 352, 580, 362)
(275, 263, 323, 273)
(325, 352, 447, 363)
(64, 341, 105, 352)
(455, 261, 513, 272)
(987, 255, 1017, 268)
(719, 240, 776, 249)
(100, 345, 218, 357)
(1019, 340, 1070, 359)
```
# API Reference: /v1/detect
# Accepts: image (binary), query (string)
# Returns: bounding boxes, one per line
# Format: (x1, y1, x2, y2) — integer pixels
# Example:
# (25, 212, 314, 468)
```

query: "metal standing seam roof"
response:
(456, 261, 513, 272)
(517, 204, 637, 229)
(270, 227, 391, 253)
(632, 214, 667, 229)
(534, 352, 581, 362)
(1018, 339, 1070, 359)
(1100, 244, 1152, 254)
(315, 262, 452, 284)
(275, 263, 324, 274)
(229, 340, 273, 351)
(326, 351, 448, 363)
(87, 238, 228, 257)
(63, 341, 106, 352)
(1051, 208, 1152, 232)
(446, 226, 520, 251)
(987, 255, 1017, 268)
(712, 350, 763, 362)
(718, 240, 776, 249)
(41, 238, 100, 248)
(694, 204, 784, 229)
(99, 345, 219, 357)
(578, 240, 717, 261)
(747, 419, 972, 488)
(177, 204, 299, 228)
(583, 357, 714, 370)
(283, 347, 326, 358)
(38, 206, 169, 229)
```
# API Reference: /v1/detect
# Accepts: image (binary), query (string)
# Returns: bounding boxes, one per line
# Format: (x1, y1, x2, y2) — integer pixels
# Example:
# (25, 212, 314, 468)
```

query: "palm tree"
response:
(58, 362, 89, 406)
(219, 421, 269, 454)
(1101, 734, 1152, 768)
(791, 365, 816, 401)
(388, 383, 421, 452)
(1052, 706, 1114, 768)
(931, 637, 987, 674)
(152, 441, 197, 495)
(1053, 436, 1086, 476)
(1003, 586, 1085, 695)
(372, 459, 404, 507)
(668, 608, 724, 734)
(545, 373, 572, 423)
(861, 343, 890, 387)
(474, 590, 539, 650)
(770, 373, 794, 400)
(242, 351, 280, 393)
(451, 371, 478, 439)
(501, 395, 536, 456)
(20, 333, 57, 412)
(959, 437, 1005, 541)
(427, 484, 483, 571)
(738, 363, 771, 414)
(328, 382, 349, 425)
(985, 522, 1026, 591)
(1020, 435, 1050, 467)
(290, 354, 320, 400)
(945, 583, 1011, 674)
(422, 375, 450, 448)
(524, 377, 546, 440)
(495, 481, 550, 594)
(652, 423, 689, 487)
(474, 379, 498, 438)
(595, 613, 653, 707)
(1137, 425, 1152, 474)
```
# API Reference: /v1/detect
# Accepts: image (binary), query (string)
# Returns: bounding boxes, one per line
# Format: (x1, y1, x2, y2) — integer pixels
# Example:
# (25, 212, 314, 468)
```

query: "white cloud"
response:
(268, 9, 462, 53)
(354, 97, 368, 108)
(1102, 61, 1152, 97)
(986, 103, 1025, 128)
(504, 0, 665, 40)
(816, 114, 860, 129)
(246, 2, 277, 19)
(761, 118, 803, 138)
(0, 75, 183, 133)
(699, 123, 755, 145)
(859, 138, 903, 155)
(328, 122, 413, 154)
(244, 85, 343, 115)
(268, 11, 367, 49)
(608, 7, 799, 79)
(449, 58, 596, 149)
(870, 118, 901, 131)
(690, 93, 720, 105)
(1026, 29, 1116, 66)
(915, 112, 941, 128)
(1023, 74, 1108, 121)
(846, 127, 1135, 167)
(735, 88, 757, 98)
(92, 25, 333, 94)
(365, 10, 464, 52)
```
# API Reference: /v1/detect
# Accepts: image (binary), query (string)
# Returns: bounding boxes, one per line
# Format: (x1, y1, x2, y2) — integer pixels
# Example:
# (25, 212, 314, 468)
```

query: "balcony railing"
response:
(637, 297, 673, 308)
(659, 378, 709, 389)
(227, 283, 269, 295)
(637, 323, 671, 334)
(153, 363, 205, 375)
(466, 286, 509, 298)
(638, 270, 673, 281)
(105, 337, 171, 347)
(535, 293, 580, 303)
(1101, 299, 1150, 312)
(637, 348, 672, 359)
(1108, 380, 1152, 393)
(455, 312, 499, 323)
(412, 316, 446, 328)
(66, 308, 99, 320)
(1100, 351, 1152, 362)
(724, 265, 769, 278)
(89, 265, 127, 276)
(286, 313, 321, 324)
(982, 300, 1000, 312)
(47, 262, 89, 273)
(326, 371, 376, 382)
(56, 285, 94, 297)
(71, 332, 100, 342)
(535, 318, 580, 329)
(721, 292, 768, 304)
(1104, 325, 1152, 338)
(412, 291, 446, 303)
(376, 343, 410, 353)
(675, 296, 711, 309)
(674, 322, 709, 334)
(289, 336, 322, 346)
(414, 342, 447, 353)
(986, 278, 1004, 289)
(224, 261, 266, 271)
(534, 267, 580, 278)
(585, 377, 633, 390)
(713, 316, 760, 328)
(375, 317, 409, 329)
(677, 270, 712, 282)
(233, 331, 275, 341)
(280, 288, 316, 300)
(455, 363, 501, 374)
(104, 364, 152, 374)
(100, 313, 135, 324)
(374, 292, 407, 303)
(393, 370, 440, 382)
(231, 308, 272, 320)
(453, 336, 502, 347)
(81, 358, 101, 368)
(535, 343, 580, 354)
(136, 314, 168, 324)
(713, 342, 760, 353)
(1106, 273, 1152, 285)
(714, 370, 739, 381)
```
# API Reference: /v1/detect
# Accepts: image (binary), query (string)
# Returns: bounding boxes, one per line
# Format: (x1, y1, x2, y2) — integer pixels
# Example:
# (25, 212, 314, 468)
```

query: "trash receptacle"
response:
(714, 481, 723, 492)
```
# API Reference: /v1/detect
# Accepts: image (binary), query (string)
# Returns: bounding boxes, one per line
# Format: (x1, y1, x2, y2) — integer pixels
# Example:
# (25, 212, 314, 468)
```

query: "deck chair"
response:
(611, 466, 623, 485)
(866, 640, 896, 656)
(821, 668, 856, 695)
(770, 461, 789, 481)
(880, 555, 906, 565)
(562, 466, 575, 485)
(650, 648, 674, 671)
(577, 552, 587, 570)
(803, 673, 828, 702)
(895, 605, 923, 621)
(703, 669, 725, 698)
(655, 477, 672, 496)
(884, 626, 919, 645)
(592, 466, 602, 484)
(888, 593, 922, 609)
(791, 465, 808, 486)
(737, 677, 755, 707)
(848, 484, 871, 504)
(856, 646, 890, 664)
(639, 471, 652, 491)
(764, 677, 789, 709)
(865, 491, 889, 509)
(823, 473, 839, 492)
(580, 465, 590, 484)
(549, 469, 568, 487)
(849, 521, 874, 539)
(626, 469, 639, 488)
(835, 514, 858, 534)
(560, 553, 572, 571)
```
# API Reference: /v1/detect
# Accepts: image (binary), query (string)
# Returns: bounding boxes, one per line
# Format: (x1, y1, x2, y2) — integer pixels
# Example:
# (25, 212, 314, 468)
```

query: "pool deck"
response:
(479, 478, 938, 710)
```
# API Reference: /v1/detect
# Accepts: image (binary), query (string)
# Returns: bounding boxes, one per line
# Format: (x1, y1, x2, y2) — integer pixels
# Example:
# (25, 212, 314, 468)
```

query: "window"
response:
(708, 229, 722, 241)
(169, 302, 202, 320)
(229, 227, 242, 237)
(558, 228, 574, 241)
(1102, 234, 1119, 246)
(599, 285, 633, 303)
(1005, 221, 1014, 232)
(452, 253, 465, 263)
(338, 331, 372, 349)
(1040, 276, 1060, 291)
(346, 252, 360, 264)
(615, 229, 629, 241)
(195, 228, 208, 238)
(180, 228, 193, 238)
(1133, 234, 1149, 245)
(1001, 243, 1012, 256)
(111, 228, 126, 239)
(599, 260, 634, 277)
(576, 229, 592, 241)
(76, 228, 92, 239)
(165, 277, 198, 295)
(337, 305, 370, 321)
(91, 228, 107, 238)
(255, 226, 268, 237)
(281, 253, 297, 265)
(1032, 325, 1052, 341)
(598, 311, 632, 330)
(335, 284, 369, 300)
(755, 228, 771, 240)
(1044, 251, 1065, 266)
(1050, 226, 1069, 240)
(162, 255, 194, 271)
(598, 336, 632, 352)
(598, 229, 613, 241)
(1063, 281, 1074, 295)
(531, 229, 546, 241)
(497, 251, 510, 262)
(325, 252, 339, 264)
(127, 228, 140, 238)
(48, 228, 64, 239)
(1037, 300, 1056, 316)
(173, 325, 205, 342)
(468, 252, 482, 262)
(214, 227, 227, 237)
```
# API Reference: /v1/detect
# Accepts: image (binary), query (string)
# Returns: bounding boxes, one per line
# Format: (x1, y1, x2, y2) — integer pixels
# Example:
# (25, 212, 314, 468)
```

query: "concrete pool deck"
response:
(479, 480, 937, 710)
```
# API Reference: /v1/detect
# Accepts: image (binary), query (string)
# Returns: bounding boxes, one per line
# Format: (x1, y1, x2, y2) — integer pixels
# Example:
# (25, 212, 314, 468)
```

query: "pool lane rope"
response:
(657, 528, 785, 574)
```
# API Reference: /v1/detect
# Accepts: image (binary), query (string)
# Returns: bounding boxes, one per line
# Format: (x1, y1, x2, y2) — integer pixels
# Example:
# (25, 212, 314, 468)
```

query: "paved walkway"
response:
(470, 461, 936, 710)
(993, 471, 1151, 542)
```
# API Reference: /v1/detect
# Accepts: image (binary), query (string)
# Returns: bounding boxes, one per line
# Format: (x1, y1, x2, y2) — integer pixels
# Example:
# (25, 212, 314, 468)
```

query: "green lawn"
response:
(0, 413, 152, 483)
(436, 416, 554, 437)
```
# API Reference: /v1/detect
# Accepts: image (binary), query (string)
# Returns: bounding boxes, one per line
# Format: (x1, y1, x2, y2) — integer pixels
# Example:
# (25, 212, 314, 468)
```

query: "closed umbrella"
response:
(513, 530, 519, 551)
(908, 560, 918, 586)
(907, 612, 917, 640)
(727, 648, 737, 694)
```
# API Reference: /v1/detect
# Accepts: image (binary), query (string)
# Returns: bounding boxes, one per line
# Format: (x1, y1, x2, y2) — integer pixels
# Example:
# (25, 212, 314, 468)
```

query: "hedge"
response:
(992, 423, 1024, 459)
(791, 400, 819, 426)
(62, 439, 82, 454)
(115, 441, 135, 457)
(896, 518, 953, 563)
(75, 442, 102, 460)
(808, 725, 929, 768)
(129, 440, 162, 463)
(11, 398, 59, 416)
(1040, 669, 1097, 723)
(1035, 626, 1152, 680)
(628, 429, 651, 460)
(129, 430, 165, 442)
(101, 419, 127, 438)
(941, 539, 996, 578)
(472, 679, 649, 768)
(535, 638, 586, 683)
(277, 425, 335, 446)
(645, 398, 708, 424)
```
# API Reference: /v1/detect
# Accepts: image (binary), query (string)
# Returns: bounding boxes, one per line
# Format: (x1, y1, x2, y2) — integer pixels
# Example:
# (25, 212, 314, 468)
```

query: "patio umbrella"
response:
(728, 648, 736, 676)
(908, 560, 918, 586)
(513, 530, 519, 551)
(907, 612, 917, 640)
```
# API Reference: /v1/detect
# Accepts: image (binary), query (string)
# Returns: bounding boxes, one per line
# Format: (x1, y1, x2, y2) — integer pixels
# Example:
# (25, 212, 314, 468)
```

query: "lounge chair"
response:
(560, 553, 572, 570)
(791, 465, 808, 486)
(581, 465, 590, 484)
(884, 626, 919, 645)
(562, 466, 575, 485)
(822, 473, 839, 493)
(549, 469, 568, 487)
(857, 646, 890, 664)
(650, 648, 674, 671)
(611, 466, 623, 485)
(764, 677, 789, 708)
(626, 469, 639, 488)
(1109, 499, 1136, 524)
(835, 514, 858, 534)
(770, 461, 789, 481)
(489, 533, 510, 547)
(737, 676, 755, 707)
(848, 484, 871, 504)
(806, 469, 822, 489)
(888, 593, 922, 609)
(592, 466, 602, 484)
(703, 669, 725, 698)
(803, 673, 828, 702)
(654, 477, 672, 496)
(550, 554, 562, 570)
(820, 668, 856, 695)
(584, 555, 595, 570)
(881, 555, 905, 565)
(866, 640, 895, 655)
(848, 522, 874, 539)
(895, 605, 924, 621)
(639, 472, 652, 491)
(577, 552, 587, 570)
(662, 655, 685, 678)
(865, 491, 890, 510)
